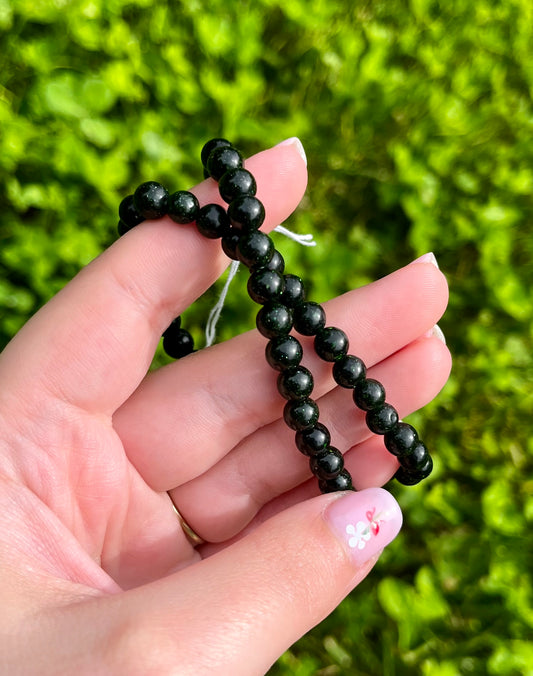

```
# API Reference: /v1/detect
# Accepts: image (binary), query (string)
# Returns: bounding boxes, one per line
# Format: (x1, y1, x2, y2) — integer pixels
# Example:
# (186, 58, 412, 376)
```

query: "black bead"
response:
(167, 191, 199, 224)
(265, 335, 303, 371)
(310, 447, 344, 480)
(219, 168, 257, 203)
(133, 181, 169, 219)
(264, 249, 285, 273)
(236, 230, 274, 268)
(256, 303, 293, 339)
(353, 378, 386, 411)
(277, 366, 314, 400)
(228, 196, 265, 231)
(314, 326, 349, 362)
(162, 316, 182, 336)
(196, 203, 230, 239)
(293, 301, 326, 336)
(332, 354, 367, 388)
(319, 469, 353, 493)
(247, 269, 285, 305)
(384, 422, 418, 457)
(117, 219, 130, 236)
(283, 398, 319, 431)
(201, 138, 233, 168)
(280, 274, 306, 308)
(395, 456, 433, 485)
(207, 146, 243, 181)
(366, 403, 399, 434)
(221, 228, 241, 260)
(400, 441, 431, 472)
(162, 328, 194, 359)
(118, 194, 143, 229)
(295, 423, 331, 457)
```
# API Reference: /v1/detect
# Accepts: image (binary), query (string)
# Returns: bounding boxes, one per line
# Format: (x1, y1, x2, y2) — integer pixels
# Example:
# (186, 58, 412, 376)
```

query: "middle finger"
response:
(114, 261, 448, 489)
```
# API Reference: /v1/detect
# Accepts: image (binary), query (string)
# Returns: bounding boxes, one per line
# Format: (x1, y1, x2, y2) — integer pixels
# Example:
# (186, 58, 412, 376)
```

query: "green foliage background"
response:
(1, 0, 532, 673)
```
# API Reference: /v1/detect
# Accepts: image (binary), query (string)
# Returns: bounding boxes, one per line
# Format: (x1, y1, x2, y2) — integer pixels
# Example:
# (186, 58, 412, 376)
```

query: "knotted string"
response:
(204, 225, 317, 347)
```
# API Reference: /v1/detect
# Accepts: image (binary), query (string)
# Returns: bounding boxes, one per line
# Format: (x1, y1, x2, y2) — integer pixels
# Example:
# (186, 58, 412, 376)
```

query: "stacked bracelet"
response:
(117, 138, 434, 492)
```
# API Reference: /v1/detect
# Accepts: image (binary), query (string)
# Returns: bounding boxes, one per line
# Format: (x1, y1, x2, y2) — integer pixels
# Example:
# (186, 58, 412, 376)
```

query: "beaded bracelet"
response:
(117, 139, 433, 492)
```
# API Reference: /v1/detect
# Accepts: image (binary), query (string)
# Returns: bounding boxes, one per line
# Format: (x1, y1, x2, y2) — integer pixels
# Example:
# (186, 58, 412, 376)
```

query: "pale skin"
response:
(0, 142, 451, 674)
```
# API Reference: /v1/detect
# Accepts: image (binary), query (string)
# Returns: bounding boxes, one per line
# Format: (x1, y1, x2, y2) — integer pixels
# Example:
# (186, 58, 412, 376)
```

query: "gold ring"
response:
(168, 493, 205, 547)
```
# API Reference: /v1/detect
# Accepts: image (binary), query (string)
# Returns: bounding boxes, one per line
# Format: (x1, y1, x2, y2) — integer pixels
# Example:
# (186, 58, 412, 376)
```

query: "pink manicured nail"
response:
(325, 488, 402, 566)
(275, 137, 307, 166)
(409, 252, 439, 268)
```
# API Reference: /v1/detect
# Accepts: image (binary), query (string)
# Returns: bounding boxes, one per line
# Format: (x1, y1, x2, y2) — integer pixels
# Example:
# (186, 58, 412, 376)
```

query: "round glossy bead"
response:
(118, 194, 143, 229)
(265, 335, 303, 371)
(277, 366, 314, 400)
(293, 301, 326, 336)
(219, 168, 257, 203)
(280, 274, 306, 308)
(221, 228, 241, 260)
(283, 398, 319, 431)
(400, 441, 431, 472)
(162, 328, 194, 359)
(167, 191, 199, 224)
(117, 219, 130, 236)
(162, 316, 182, 336)
(228, 196, 265, 231)
(256, 303, 293, 339)
(196, 203, 230, 239)
(295, 423, 331, 457)
(133, 181, 169, 219)
(384, 422, 418, 457)
(207, 146, 243, 180)
(319, 469, 353, 493)
(201, 138, 233, 168)
(366, 403, 399, 434)
(247, 269, 285, 305)
(332, 354, 366, 388)
(310, 447, 344, 480)
(395, 455, 433, 485)
(236, 231, 274, 268)
(264, 249, 285, 273)
(353, 378, 386, 411)
(314, 326, 349, 362)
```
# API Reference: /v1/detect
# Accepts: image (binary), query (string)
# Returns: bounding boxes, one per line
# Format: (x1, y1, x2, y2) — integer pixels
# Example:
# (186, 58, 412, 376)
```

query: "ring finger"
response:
(171, 331, 451, 543)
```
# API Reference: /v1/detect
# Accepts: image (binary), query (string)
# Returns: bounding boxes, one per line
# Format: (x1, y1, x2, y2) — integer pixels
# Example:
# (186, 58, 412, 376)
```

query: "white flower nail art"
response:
(346, 522, 371, 549)
(345, 507, 384, 550)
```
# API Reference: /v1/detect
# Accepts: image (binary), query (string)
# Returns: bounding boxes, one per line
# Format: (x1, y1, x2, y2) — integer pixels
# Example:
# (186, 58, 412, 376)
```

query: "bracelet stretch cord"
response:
(117, 138, 434, 492)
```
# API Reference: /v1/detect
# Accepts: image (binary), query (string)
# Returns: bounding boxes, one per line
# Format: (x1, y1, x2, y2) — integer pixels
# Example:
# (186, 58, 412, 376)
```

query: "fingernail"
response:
(275, 137, 307, 166)
(424, 323, 446, 344)
(409, 252, 439, 268)
(325, 487, 402, 567)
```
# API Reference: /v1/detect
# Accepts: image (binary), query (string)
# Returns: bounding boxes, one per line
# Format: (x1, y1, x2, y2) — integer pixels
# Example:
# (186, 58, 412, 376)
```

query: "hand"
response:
(0, 139, 450, 674)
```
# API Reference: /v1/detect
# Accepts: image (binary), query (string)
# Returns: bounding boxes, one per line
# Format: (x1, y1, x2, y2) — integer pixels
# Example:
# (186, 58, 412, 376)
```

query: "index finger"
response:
(0, 140, 308, 415)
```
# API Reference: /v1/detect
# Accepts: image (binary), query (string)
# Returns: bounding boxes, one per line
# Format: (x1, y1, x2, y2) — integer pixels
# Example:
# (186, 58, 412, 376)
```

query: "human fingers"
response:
(47, 488, 402, 675)
(114, 260, 448, 489)
(172, 331, 450, 542)
(0, 140, 307, 418)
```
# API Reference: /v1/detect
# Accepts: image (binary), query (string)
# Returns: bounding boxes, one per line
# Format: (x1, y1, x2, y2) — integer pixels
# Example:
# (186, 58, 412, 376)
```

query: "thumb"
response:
(100, 487, 402, 675)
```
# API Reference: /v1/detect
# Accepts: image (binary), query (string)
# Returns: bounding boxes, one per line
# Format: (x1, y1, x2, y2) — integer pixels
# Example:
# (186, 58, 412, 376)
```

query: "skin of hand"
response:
(0, 139, 451, 675)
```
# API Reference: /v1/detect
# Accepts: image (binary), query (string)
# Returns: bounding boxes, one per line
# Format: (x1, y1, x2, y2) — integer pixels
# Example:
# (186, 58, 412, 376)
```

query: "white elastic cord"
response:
(204, 226, 316, 346)
(205, 259, 241, 347)
(274, 224, 317, 246)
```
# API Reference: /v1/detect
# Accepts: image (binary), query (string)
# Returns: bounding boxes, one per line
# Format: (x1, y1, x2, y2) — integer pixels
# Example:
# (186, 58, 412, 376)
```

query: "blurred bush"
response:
(1, 0, 532, 673)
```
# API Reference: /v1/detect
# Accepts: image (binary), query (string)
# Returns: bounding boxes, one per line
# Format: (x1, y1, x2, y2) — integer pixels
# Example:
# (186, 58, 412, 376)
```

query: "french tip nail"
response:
(325, 487, 403, 567)
(424, 323, 447, 344)
(409, 252, 439, 269)
(275, 137, 307, 166)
